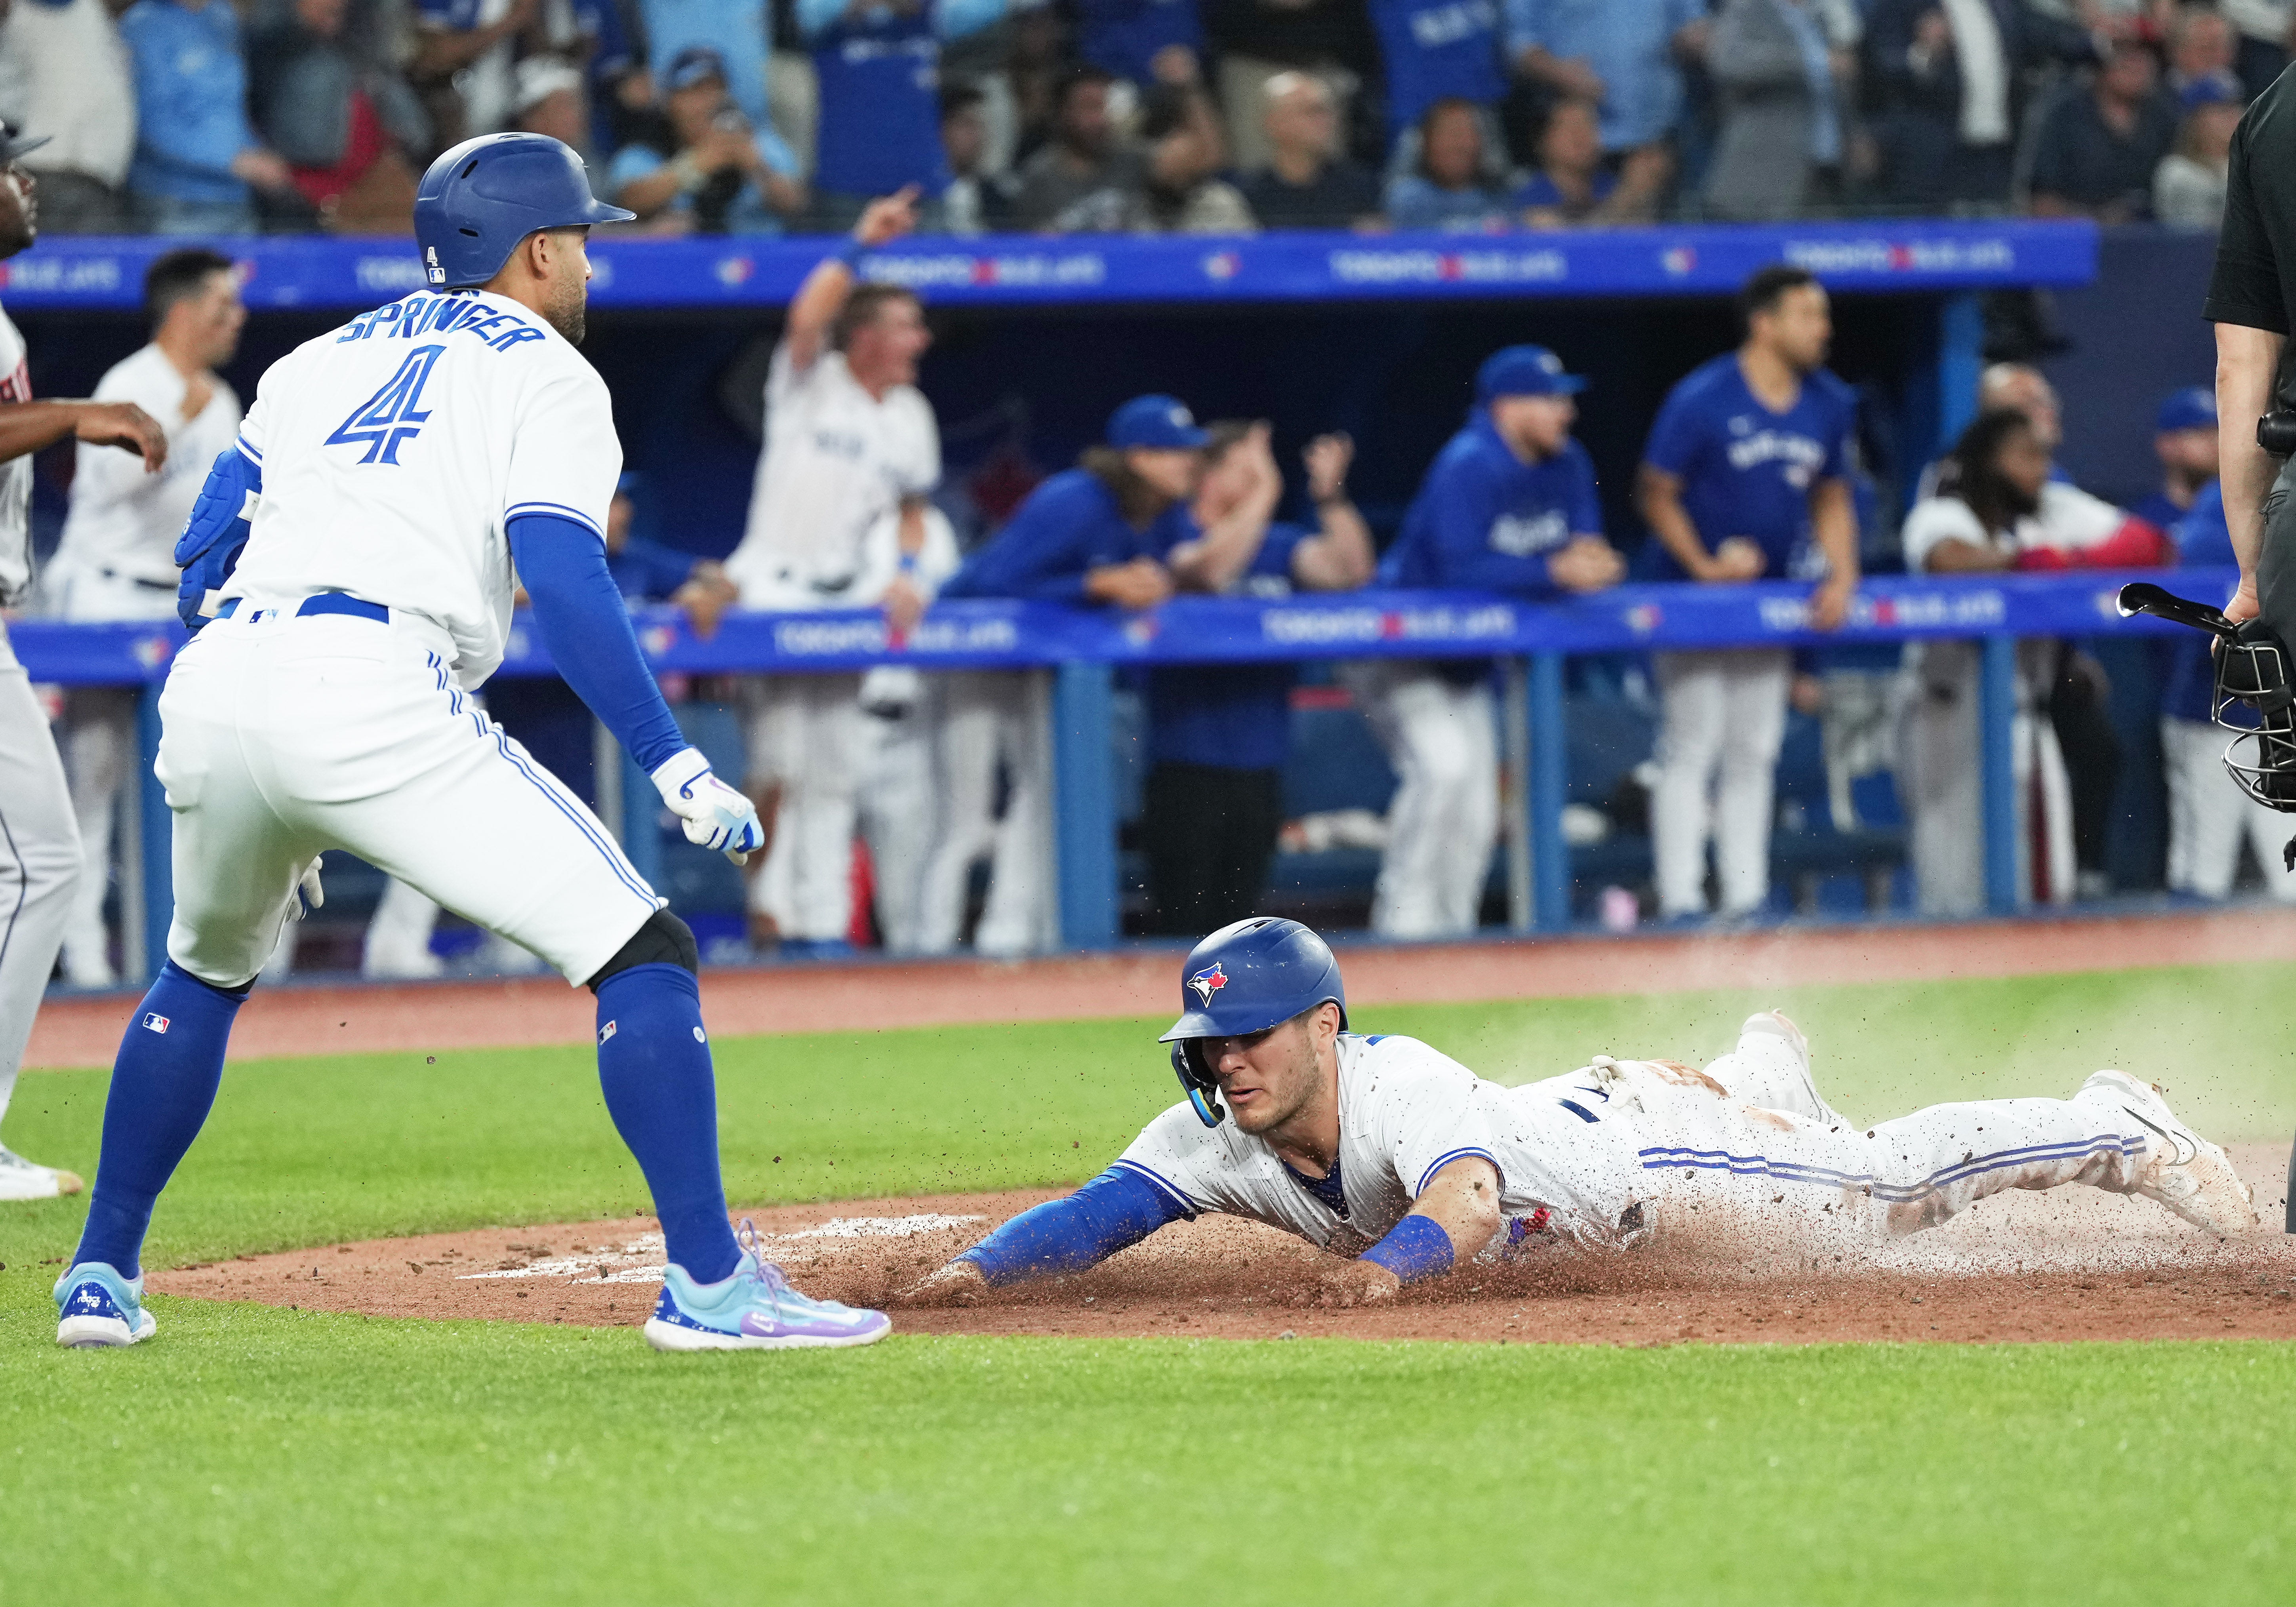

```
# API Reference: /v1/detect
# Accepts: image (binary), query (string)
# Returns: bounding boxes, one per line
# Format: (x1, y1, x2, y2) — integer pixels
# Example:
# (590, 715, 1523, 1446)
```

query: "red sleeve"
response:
(2014, 516, 2172, 572)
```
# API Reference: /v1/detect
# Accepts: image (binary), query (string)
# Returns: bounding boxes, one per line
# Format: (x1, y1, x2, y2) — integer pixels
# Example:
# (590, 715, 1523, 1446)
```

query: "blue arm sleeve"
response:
(1359, 1213, 1455, 1283)
(174, 444, 262, 630)
(957, 1165, 1190, 1285)
(507, 513, 690, 773)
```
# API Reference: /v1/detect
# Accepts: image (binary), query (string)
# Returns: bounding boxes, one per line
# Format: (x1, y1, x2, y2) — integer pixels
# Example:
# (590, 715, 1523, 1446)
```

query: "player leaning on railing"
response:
(50, 133, 891, 1353)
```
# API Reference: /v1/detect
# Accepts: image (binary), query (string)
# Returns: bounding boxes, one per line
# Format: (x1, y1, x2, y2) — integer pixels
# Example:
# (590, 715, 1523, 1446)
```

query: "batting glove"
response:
(289, 856, 325, 920)
(651, 746, 764, 864)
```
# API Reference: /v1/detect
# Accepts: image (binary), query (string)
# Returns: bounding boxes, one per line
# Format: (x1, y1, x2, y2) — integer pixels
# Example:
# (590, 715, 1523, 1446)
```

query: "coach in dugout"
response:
(1636, 264, 1859, 926)
(1346, 345, 1624, 940)
(722, 187, 946, 960)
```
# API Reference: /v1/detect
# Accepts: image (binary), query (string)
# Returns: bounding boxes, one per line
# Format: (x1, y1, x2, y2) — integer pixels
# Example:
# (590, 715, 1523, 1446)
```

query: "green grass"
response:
(3, 962, 2293, 1604)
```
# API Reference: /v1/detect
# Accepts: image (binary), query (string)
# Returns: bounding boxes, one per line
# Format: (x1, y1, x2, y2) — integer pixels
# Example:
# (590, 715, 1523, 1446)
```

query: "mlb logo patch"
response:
(141, 1013, 170, 1035)
(1187, 963, 1227, 1007)
(599, 1021, 617, 1046)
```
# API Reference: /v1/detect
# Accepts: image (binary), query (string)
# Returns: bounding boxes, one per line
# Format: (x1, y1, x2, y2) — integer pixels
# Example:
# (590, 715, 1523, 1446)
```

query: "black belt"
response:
(101, 567, 176, 593)
(217, 594, 389, 625)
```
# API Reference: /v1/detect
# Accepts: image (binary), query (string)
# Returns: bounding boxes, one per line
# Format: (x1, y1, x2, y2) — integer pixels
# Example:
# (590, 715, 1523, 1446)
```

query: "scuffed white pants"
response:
(1650, 649, 1791, 918)
(0, 623, 81, 1129)
(742, 672, 865, 944)
(2163, 715, 2296, 901)
(1347, 661, 1498, 939)
(918, 670, 1054, 957)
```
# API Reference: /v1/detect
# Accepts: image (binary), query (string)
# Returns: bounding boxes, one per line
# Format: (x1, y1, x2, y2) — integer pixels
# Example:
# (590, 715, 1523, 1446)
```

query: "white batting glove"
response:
(651, 746, 764, 864)
(290, 856, 325, 920)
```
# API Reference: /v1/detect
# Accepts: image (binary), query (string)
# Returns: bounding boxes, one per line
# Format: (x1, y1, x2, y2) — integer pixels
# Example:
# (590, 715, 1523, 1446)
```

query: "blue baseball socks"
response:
(72, 962, 245, 1278)
(593, 964, 741, 1285)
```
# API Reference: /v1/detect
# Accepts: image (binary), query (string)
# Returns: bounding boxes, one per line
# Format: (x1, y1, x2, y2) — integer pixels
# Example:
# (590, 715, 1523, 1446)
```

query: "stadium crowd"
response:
(0, 0, 2281, 235)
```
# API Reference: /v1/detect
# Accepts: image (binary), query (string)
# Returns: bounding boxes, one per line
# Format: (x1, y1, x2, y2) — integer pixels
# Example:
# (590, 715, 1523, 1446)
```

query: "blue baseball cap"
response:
(665, 46, 728, 92)
(1476, 344, 1585, 402)
(2180, 70, 2243, 112)
(2156, 385, 2217, 434)
(1107, 394, 1208, 451)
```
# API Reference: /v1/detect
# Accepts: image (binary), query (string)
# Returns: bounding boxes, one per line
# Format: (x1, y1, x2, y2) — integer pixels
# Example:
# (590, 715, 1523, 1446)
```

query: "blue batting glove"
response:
(650, 746, 764, 864)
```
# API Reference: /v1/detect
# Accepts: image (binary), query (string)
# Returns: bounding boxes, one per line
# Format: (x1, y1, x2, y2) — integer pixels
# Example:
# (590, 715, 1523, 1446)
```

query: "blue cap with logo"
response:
(1107, 394, 1208, 451)
(1476, 344, 1586, 402)
(2156, 385, 2217, 434)
(665, 46, 729, 93)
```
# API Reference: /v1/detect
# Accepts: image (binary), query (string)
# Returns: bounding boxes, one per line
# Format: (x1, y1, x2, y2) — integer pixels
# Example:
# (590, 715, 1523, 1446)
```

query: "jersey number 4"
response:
(326, 344, 445, 465)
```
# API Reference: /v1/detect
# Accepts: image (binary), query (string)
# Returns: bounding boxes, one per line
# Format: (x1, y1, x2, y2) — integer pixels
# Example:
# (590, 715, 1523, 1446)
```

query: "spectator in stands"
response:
(411, 0, 541, 148)
(2158, 479, 2296, 900)
(1636, 265, 1859, 926)
(1076, 0, 1202, 87)
(802, 0, 1009, 230)
(1142, 424, 1375, 934)
(2166, 4, 2241, 97)
(2132, 385, 2218, 533)
(1347, 345, 1624, 939)
(1384, 96, 1515, 230)
(608, 46, 805, 234)
(250, 0, 430, 234)
(1896, 408, 2170, 914)
(1202, 0, 1380, 174)
(2028, 37, 2179, 221)
(923, 396, 1195, 955)
(1138, 81, 1255, 231)
(1238, 70, 1383, 229)
(1703, 0, 1843, 222)
(1516, 96, 1615, 225)
(940, 81, 1015, 233)
(0, 0, 136, 232)
(1505, 0, 1705, 222)
(1862, 0, 2099, 211)
(2221, 0, 2293, 100)
(1367, 0, 1507, 154)
(121, 0, 299, 234)
(513, 57, 592, 152)
(1011, 67, 1151, 231)
(2154, 74, 2244, 228)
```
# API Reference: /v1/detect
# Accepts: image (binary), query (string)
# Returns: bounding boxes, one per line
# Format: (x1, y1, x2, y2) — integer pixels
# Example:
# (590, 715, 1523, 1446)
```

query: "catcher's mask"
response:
(1157, 918, 1347, 1127)
(2119, 583, 2296, 832)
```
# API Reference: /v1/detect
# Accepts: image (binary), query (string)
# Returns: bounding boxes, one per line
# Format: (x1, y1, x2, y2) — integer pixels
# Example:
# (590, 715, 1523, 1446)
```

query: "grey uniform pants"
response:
(0, 623, 82, 1128)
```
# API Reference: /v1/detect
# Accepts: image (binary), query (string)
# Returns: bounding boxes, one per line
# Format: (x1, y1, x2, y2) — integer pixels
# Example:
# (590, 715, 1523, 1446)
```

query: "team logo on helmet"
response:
(1188, 962, 1227, 1007)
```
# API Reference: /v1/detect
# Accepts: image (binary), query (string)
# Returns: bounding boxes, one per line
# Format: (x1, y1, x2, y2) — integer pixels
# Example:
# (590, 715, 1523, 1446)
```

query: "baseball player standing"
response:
(1349, 346, 1623, 939)
(44, 248, 244, 989)
(0, 128, 168, 1201)
(1637, 265, 1860, 924)
(722, 186, 943, 959)
(52, 133, 888, 1352)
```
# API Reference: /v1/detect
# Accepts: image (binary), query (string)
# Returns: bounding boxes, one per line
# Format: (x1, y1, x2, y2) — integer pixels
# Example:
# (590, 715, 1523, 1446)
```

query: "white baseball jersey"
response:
(724, 343, 939, 607)
(55, 344, 242, 605)
(1115, 1034, 1633, 1252)
(0, 301, 33, 606)
(225, 288, 619, 688)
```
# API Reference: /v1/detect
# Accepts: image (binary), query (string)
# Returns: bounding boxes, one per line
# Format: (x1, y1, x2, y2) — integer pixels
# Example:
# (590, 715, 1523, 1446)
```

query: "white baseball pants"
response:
(857, 670, 939, 954)
(2162, 715, 2296, 901)
(156, 607, 659, 989)
(1650, 649, 1791, 918)
(741, 673, 865, 944)
(917, 670, 1055, 957)
(1347, 661, 1498, 939)
(0, 622, 81, 1129)
(56, 684, 135, 987)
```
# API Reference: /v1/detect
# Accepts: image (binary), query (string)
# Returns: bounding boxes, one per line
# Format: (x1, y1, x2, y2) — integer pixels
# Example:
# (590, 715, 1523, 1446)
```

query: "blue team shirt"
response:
(2130, 490, 2184, 534)
(122, 0, 257, 205)
(1637, 353, 1855, 582)
(2162, 481, 2237, 725)
(1368, 0, 1507, 144)
(941, 468, 1195, 604)
(1147, 522, 1310, 771)
(608, 535, 700, 602)
(641, 0, 771, 127)
(1077, 0, 1202, 82)
(1381, 412, 1603, 594)
(1502, 0, 1704, 151)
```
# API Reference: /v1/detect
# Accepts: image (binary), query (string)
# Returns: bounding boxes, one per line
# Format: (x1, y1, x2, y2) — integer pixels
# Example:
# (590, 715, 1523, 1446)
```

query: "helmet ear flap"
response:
(1170, 1040, 1225, 1128)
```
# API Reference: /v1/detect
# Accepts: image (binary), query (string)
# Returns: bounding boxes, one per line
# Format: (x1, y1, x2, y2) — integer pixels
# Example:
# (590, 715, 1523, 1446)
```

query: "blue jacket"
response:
(941, 469, 1193, 604)
(123, 0, 256, 205)
(1381, 412, 1603, 596)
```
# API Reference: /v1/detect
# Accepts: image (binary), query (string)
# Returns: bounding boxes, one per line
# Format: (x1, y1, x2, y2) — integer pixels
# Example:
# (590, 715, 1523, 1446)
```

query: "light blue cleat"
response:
(644, 1220, 892, 1352)
(54, 1262, 157, 1348)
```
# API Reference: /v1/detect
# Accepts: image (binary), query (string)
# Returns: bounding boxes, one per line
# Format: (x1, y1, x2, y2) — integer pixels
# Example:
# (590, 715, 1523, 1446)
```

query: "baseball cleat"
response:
(0, 1145, 83, 1202)
(2081, 1070, 2260, 1238)
(53, 1262, 158, 1348)
(643, 1221, 892, 1352)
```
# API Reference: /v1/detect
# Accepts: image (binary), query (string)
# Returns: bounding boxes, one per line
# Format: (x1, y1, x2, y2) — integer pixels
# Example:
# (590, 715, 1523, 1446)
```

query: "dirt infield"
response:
(33, 903, 2296, 1070)
(148, 1144, 2296, 1346)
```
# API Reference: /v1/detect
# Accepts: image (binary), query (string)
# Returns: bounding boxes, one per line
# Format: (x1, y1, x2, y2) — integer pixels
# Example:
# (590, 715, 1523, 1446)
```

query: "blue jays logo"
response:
(1188, 963, 1227, 1007)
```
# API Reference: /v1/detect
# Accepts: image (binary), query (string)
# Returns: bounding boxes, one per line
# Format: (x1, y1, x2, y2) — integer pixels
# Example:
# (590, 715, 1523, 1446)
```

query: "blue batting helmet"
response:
(412, 133, 634, 291)
(1158, 918, 1347, 1127)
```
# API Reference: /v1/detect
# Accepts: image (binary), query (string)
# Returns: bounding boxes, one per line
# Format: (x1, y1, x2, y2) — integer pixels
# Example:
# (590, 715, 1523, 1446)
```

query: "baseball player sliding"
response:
(52, 134, 889, 1353)
(903, 919, 2256, 1305)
